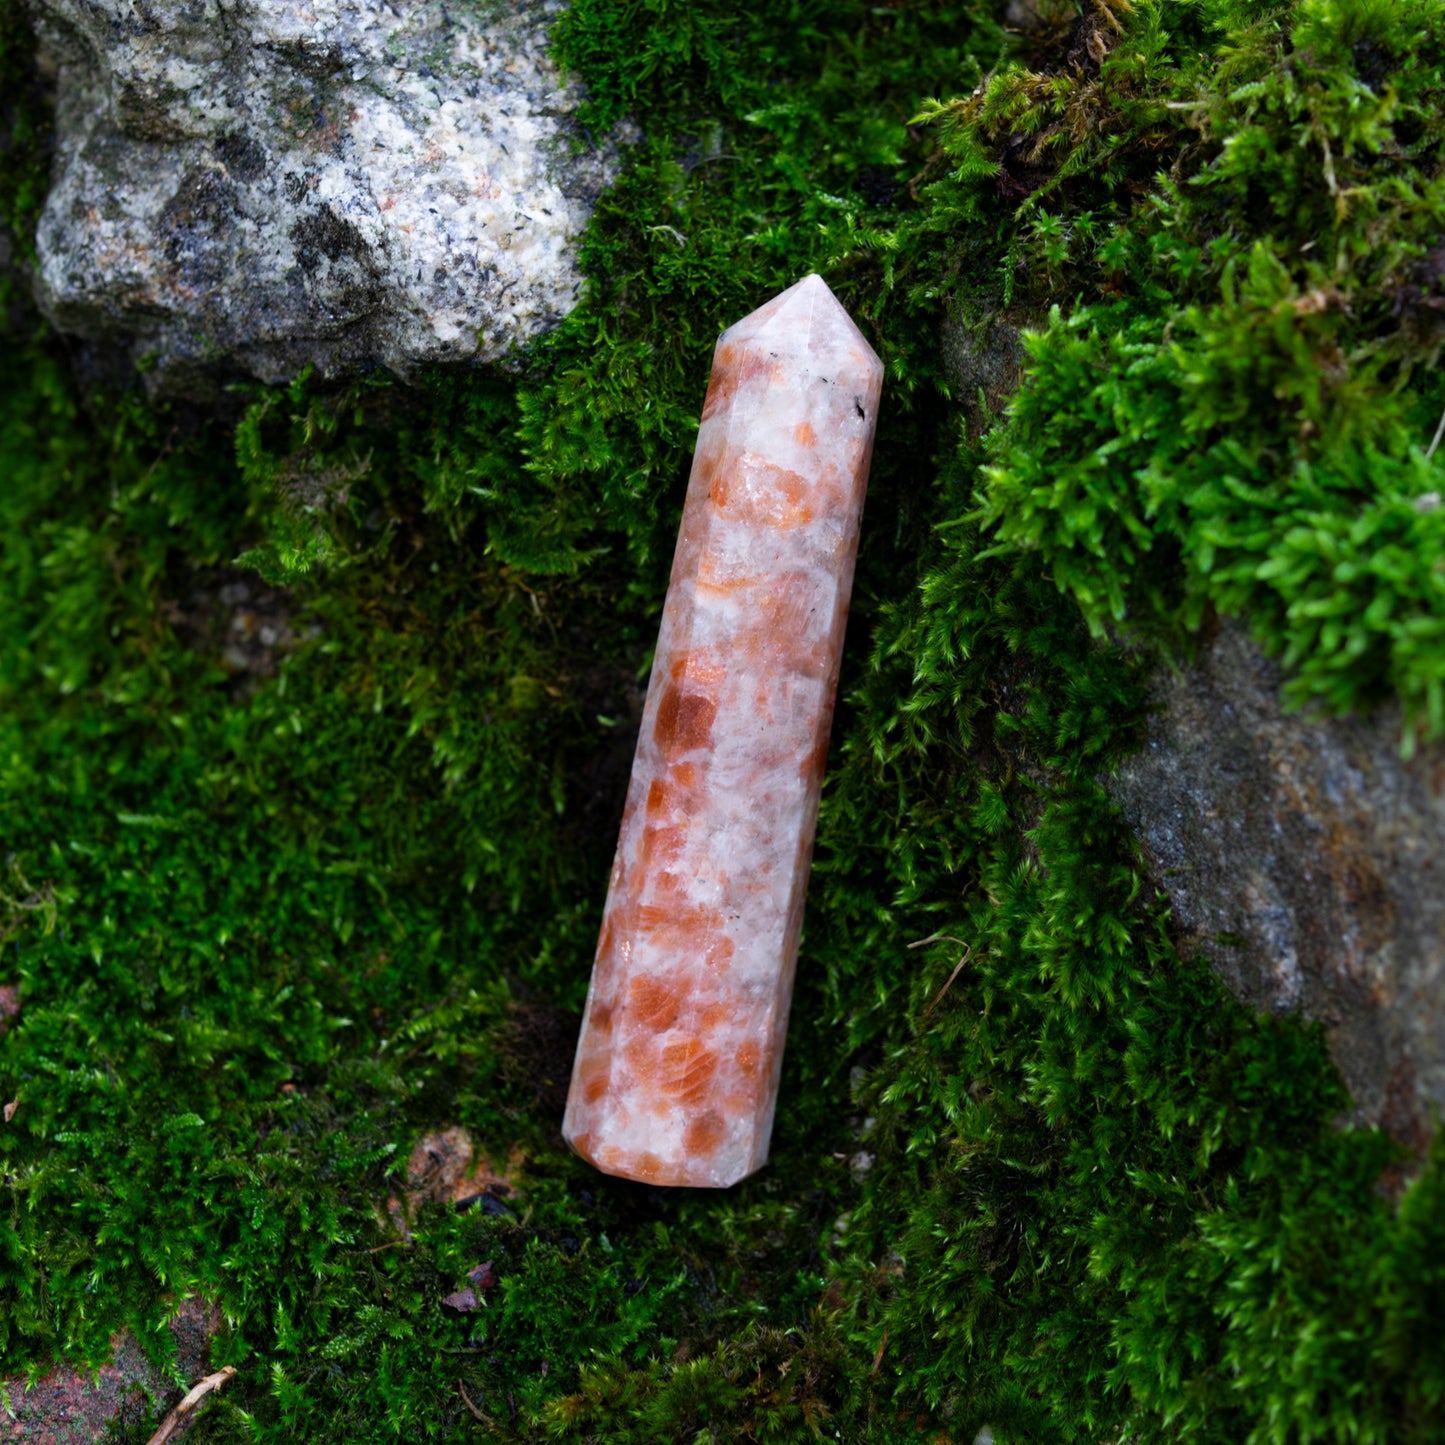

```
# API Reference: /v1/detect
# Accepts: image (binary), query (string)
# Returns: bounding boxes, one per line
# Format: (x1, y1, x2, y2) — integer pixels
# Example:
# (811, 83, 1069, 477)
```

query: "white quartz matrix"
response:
(564, 275, 884, 1188)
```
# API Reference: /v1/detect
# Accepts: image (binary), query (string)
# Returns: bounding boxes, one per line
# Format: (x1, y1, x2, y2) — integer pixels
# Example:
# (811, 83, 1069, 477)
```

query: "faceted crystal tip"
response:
(721, 273, 883, 381)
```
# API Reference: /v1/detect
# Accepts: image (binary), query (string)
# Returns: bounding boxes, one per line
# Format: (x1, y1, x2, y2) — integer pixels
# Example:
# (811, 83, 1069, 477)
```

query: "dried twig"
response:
(908, 934, 973, 1022)
(458, 1379, 496, 1427)
(1319, 129, 1339, 197)
(871, 1327, 888, 1376)
(145, 1365, 237, 1445)
(1426, 400, 1445, 460)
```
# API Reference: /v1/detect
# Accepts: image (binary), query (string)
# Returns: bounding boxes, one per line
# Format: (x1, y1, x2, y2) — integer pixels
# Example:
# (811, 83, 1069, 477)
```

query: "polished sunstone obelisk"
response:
(563, 274, 883, 1187)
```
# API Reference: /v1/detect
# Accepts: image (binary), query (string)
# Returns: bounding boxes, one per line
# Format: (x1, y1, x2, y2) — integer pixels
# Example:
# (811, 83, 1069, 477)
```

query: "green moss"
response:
(916, 0, 1445, 742)
(0, 0, 47, 264)
(826, 526, 1441, 1439)
(1, 1, 1443, 1441)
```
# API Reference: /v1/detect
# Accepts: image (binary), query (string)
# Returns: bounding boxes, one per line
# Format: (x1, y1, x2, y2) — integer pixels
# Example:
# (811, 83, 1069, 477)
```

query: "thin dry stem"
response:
(909, 934, 974, 1022)
(458, 1379, 496, 1427)
(1426, 400, 1445, 460)
(145, 1365, 237, 1445)
(871, 1327, 889, 1376)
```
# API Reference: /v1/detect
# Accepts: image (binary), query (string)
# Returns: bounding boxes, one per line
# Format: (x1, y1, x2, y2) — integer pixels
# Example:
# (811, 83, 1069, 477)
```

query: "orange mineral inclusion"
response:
(563, 274, 884, 1187)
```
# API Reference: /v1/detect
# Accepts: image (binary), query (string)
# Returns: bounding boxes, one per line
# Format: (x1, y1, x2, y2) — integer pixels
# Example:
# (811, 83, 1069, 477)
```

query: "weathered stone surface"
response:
(27, 0, 623, 395)
(939, 298, 1028, 440)
(0, 1297, 222, 1443)
(1105, 619, 1445, 1149)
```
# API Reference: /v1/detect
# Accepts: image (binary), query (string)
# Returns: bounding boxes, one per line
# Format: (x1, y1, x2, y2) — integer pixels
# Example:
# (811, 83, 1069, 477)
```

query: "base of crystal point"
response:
(562, 274, 883, 1187)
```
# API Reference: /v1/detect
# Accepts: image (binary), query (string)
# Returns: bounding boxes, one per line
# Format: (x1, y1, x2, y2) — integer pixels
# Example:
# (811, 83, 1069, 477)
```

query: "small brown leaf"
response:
(3, 1098, 17, 1124)
(441, 1288, 480, 1314)
(468, 1261, 498, 1290)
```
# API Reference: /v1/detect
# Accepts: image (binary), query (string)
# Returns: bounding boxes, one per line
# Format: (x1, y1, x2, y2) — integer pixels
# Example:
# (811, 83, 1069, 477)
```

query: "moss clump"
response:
(1, 1, 1443, 1441)
(829, 533, 1445, 1439)
(917, 0, 1445, 741)
(0, 0, 47, 259)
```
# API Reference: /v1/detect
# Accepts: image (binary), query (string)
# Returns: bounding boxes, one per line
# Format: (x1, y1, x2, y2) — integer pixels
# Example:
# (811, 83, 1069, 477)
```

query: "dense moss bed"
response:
(3, 0, 1445, 1439)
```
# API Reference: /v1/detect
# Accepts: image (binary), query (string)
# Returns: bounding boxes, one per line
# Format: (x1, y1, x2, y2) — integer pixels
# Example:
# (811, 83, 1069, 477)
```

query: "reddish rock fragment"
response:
(440, 1260, 499, 1315)
(0, 1298, 222, 1445)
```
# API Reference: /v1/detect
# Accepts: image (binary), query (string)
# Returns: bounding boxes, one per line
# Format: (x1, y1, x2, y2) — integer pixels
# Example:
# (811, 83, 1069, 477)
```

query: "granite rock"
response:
(1106, 618, 1445, 1150)
(27, 0, 623, 395)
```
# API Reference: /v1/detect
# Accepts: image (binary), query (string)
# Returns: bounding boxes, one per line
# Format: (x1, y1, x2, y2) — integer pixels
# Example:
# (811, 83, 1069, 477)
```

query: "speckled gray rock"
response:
(28, 0, 621, 394)
(1106, 619, 1445, 1149)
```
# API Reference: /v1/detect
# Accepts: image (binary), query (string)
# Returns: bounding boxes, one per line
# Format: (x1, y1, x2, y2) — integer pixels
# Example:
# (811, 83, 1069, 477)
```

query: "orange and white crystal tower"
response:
(563, 274, 883, 1187)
